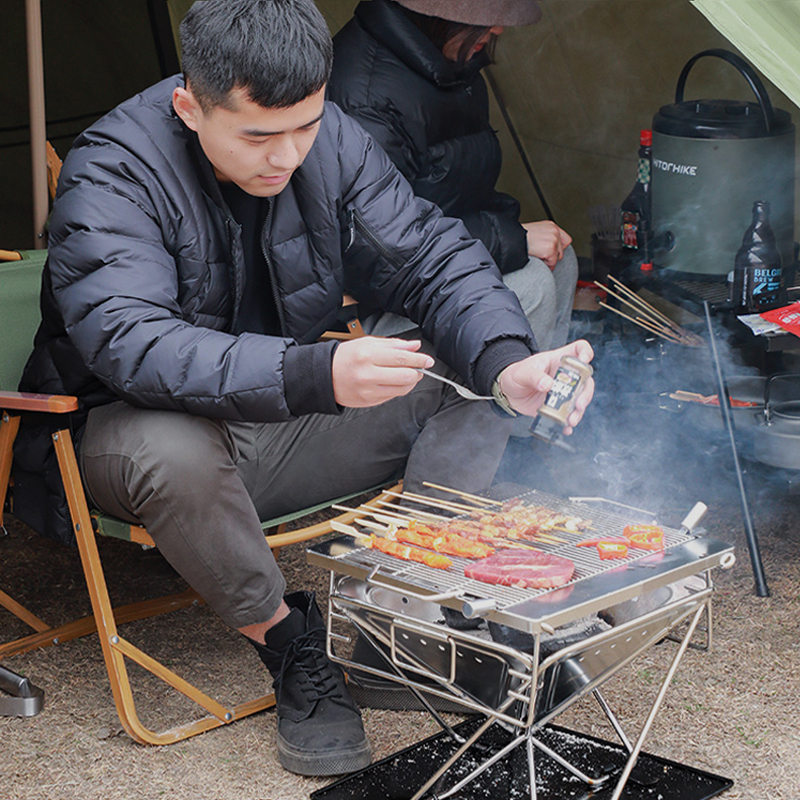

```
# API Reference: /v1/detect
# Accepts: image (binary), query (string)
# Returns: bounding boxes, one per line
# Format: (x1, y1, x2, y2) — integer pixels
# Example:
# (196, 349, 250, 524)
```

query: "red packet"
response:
(760, 302, 800, 338)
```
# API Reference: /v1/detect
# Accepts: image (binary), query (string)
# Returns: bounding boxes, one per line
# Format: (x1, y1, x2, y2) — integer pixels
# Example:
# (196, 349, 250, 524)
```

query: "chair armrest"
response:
(0, 390, 78, 413)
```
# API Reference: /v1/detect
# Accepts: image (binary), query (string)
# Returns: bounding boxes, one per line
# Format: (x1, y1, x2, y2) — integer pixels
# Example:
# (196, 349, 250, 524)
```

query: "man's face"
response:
(173, 85, 326, 197)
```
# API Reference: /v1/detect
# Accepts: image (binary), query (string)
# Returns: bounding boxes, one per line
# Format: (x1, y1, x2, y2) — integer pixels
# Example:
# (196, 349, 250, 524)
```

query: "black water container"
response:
(650, 49, 795, 279)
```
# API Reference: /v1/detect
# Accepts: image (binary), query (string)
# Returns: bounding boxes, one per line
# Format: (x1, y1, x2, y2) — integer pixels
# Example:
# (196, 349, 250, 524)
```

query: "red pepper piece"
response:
(596, 541, 629, 559)
(622, 524, 665, 551)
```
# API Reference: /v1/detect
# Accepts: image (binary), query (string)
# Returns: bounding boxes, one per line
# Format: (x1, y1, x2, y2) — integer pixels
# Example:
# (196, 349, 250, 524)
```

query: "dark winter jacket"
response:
(14, 75, 534, 543)
(329, 0, 528, 275)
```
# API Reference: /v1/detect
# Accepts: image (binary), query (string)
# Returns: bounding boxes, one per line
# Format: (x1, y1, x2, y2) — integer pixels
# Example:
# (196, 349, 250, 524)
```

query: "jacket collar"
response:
(354, 0, 487, 87)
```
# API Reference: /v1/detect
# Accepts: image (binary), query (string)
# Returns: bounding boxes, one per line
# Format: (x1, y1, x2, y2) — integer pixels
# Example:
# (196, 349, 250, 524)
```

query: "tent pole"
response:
(26, 0, 48, 249)
(485, 67, 553, 222)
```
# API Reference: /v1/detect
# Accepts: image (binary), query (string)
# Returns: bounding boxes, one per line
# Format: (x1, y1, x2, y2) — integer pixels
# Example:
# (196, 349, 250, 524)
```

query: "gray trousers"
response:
(80, 363, 513, 629)
(365, 246, 578, 351)
(503, 247, 579, 351)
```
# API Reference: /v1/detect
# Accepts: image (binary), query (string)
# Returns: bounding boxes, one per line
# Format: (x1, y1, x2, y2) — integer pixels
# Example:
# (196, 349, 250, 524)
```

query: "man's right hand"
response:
(331, 337, 434, 408)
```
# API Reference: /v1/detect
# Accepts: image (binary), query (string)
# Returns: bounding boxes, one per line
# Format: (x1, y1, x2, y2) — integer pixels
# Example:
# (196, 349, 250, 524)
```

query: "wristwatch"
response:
(491, 378, 517, 417)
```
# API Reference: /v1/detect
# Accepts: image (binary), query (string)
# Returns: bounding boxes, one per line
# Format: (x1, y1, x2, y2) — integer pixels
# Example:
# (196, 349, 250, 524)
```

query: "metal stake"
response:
(703, 302, 768, 596)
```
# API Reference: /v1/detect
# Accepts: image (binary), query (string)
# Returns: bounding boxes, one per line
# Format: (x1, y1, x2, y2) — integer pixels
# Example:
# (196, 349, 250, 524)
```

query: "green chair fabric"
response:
(0, 251, 47, 391)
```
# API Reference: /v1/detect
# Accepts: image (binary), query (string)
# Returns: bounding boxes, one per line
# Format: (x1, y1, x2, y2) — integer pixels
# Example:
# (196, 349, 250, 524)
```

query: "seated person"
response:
(14, 0, 593, 779)
(329, 0, 578, 351)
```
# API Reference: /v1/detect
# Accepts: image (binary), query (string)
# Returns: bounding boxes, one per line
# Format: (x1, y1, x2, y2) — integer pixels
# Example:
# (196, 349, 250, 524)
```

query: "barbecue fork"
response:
(416, 368, 493, 401)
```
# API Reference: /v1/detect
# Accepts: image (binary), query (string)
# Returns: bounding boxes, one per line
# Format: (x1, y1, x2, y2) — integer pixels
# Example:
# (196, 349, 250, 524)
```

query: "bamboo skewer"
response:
(388, 493, 569, 545)
(333, 501, 557, 549)
(386, 490, 477, 515)
(419, 482, 575, 541)
(596, 281, 687, 340)
(595, 278, 704, 347)
(608, 275, 689, 335)
(332, 513, 538, 551)
(609, 276, 700, 342)
(331, 504, 413, 529)
(372, 499, 449, 520)
(331, 519, 372, 540)
(402, 492, 572, 542)
(598, 301, 686, 345)
(421, 482, 502, 507)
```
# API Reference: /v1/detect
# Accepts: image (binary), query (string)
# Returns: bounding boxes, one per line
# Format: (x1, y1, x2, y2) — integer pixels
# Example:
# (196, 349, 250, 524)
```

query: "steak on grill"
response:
(464, 549, 575, 589)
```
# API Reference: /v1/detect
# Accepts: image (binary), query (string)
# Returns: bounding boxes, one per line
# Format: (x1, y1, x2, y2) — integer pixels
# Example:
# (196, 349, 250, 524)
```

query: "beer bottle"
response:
(620, 129, 652, 264)
(731, 201, 786, 314)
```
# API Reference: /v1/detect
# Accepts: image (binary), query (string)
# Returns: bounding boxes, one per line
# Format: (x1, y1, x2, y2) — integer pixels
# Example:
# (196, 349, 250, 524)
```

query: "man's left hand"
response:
(497, 340, 595, 432)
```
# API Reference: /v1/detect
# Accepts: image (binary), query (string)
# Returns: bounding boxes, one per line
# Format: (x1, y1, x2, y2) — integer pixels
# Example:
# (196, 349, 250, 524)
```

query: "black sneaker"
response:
(249, 591, 371, 776)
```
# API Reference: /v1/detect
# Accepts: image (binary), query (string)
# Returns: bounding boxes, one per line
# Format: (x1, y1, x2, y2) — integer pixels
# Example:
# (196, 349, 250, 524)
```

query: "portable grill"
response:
(307, 489, 735, 800)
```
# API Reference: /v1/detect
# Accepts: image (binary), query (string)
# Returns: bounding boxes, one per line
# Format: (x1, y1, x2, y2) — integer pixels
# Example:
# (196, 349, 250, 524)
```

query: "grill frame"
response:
(307, 491, 735, 800)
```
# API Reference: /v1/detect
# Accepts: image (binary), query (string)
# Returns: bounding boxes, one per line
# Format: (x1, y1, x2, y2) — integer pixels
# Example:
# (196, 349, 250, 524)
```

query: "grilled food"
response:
(367, 535, 452, 570)
(464, 550, 575, 589)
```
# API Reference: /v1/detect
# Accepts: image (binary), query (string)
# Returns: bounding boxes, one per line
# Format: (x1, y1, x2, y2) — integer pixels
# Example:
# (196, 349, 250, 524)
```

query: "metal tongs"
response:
(416, 368, 493, 401)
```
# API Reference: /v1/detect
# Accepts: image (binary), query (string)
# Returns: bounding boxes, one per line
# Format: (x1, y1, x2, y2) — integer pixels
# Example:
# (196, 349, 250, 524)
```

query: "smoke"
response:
(497, 312, 797, 527)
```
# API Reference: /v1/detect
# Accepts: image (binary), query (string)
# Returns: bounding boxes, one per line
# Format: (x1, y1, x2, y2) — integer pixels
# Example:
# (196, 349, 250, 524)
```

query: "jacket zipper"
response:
(347, 207, 406, 270)
(260, 199, 286, 335)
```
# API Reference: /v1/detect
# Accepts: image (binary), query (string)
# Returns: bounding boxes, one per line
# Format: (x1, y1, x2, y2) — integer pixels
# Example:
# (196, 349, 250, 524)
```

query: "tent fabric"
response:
(691, 0, 800, 110)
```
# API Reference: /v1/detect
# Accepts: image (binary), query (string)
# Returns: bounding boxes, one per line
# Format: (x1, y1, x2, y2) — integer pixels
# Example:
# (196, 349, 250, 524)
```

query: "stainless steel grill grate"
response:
(318, 488, 693, 609)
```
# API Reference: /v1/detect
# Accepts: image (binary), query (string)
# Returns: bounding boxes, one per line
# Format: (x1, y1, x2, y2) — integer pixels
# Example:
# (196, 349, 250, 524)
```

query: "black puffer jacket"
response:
(15, 75, 534, 543)
(329, 0, 528, 275)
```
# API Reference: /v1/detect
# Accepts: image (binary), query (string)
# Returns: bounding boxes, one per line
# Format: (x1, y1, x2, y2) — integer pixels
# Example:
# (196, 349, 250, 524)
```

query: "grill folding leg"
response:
(328, 582, 715, 800)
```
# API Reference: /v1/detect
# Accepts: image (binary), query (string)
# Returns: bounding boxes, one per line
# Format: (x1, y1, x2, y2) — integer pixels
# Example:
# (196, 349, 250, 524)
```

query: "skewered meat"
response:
(394, 525, 495, 558)
(471, 502, 592, 540)
(464, 550, 575, 589)
(367, 535, 452, 570)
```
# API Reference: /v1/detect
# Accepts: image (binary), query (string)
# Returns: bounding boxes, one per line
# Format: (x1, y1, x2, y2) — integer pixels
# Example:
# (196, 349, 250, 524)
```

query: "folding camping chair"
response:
(0, 248, 396, 744)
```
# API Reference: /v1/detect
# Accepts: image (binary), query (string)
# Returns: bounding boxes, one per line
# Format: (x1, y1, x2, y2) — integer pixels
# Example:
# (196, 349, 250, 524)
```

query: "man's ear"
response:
(172, 86, 203, 131)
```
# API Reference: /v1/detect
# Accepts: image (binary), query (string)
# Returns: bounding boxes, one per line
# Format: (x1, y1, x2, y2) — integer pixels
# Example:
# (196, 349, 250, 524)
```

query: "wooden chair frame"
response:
(0, 395, 401, 744)
(0, 248, 397, 744)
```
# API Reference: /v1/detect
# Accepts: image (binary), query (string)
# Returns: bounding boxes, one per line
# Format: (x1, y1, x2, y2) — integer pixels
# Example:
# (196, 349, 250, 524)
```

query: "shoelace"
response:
(275, 626, 342, 706)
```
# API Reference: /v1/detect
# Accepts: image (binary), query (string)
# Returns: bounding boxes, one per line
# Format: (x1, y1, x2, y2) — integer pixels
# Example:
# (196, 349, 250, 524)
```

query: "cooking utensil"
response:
(416, 368, 493, 401)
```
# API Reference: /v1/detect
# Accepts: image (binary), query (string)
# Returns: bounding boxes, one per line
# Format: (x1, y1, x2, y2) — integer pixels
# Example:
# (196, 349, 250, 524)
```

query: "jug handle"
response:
(675, 48, 775, 133)
(763, 372, 800, 423)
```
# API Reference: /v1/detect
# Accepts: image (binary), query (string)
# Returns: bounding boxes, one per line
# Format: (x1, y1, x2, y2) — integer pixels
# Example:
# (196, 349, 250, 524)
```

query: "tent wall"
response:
(481, 0, 800, 258)
(3, 0, 798, 261)
(0, 0, 164, 249)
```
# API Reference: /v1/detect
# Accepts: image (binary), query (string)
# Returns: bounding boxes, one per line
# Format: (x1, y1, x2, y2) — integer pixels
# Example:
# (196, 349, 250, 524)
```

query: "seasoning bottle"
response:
(531, 356, 593, 444)
(731, 201, 786, 313)
(620, 129, 653, 263)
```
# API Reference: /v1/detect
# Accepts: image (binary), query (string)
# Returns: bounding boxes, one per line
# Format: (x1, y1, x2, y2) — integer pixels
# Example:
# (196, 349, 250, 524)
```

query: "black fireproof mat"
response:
(311, 717, 733, 800)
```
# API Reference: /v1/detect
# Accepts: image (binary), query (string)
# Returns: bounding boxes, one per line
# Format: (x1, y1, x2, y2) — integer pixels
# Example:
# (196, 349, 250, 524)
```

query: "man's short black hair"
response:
(180, 0, 333, 111)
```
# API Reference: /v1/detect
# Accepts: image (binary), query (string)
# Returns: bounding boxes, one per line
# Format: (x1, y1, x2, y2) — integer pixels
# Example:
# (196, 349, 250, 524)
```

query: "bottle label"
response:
(741, 265, 784, 311)
(621, 210, 639, 248)
(541, 365, 583, 424)
(637, 157, 651, 185)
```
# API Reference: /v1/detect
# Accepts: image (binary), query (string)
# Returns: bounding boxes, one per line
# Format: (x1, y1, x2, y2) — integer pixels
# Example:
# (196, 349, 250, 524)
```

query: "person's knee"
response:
(83, 405, 235, 508)
(558, 245, 579, 281)
(130, 412, 235, 482)
(503, 257, 556, 317)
